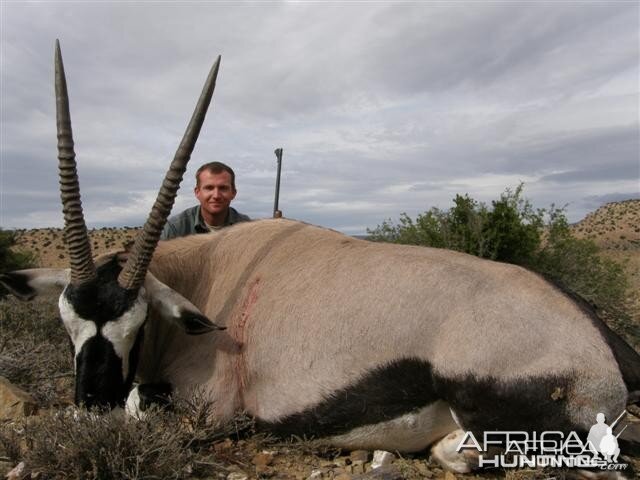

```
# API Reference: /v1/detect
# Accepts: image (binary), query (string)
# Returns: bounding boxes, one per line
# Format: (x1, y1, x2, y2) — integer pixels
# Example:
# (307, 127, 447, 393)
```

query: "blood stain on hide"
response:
(233, 277, 261, 403)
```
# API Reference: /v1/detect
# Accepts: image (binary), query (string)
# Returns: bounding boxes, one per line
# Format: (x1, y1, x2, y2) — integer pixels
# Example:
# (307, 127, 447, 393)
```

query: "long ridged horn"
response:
(117, 56, 221, 291)
(55, 39, 96, 286)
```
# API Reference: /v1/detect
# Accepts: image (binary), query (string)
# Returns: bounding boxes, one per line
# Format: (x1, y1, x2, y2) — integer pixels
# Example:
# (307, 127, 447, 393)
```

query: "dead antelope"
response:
(1, 42, 638, 474)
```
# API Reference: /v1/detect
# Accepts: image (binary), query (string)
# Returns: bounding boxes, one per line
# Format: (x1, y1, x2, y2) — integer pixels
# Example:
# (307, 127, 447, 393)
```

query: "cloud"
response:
(583, 192, 640, 205)
(1, 2, 638, 235)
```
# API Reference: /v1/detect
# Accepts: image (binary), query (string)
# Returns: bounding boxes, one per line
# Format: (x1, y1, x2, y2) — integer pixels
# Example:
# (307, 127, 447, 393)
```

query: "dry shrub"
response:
(1, 394, 254, 480)
(0, 297, 72, 405)
(24, 408, 195, 479)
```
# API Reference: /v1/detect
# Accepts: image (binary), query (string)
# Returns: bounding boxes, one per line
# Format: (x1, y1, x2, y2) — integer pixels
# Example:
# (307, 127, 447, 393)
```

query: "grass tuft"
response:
(0, 397, 254, 480)
(0, 297, 73, 405)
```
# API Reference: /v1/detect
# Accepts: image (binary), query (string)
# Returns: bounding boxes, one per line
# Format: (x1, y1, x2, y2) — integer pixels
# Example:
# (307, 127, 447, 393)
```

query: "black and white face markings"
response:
(58, 256, 147, 408)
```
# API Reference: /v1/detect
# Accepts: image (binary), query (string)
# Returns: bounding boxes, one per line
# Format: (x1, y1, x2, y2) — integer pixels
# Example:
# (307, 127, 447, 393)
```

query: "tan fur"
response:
(138, 218, 627, 431)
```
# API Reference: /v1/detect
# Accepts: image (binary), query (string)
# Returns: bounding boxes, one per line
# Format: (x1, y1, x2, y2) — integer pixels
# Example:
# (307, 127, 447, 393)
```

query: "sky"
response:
(1, 1, 638, 235)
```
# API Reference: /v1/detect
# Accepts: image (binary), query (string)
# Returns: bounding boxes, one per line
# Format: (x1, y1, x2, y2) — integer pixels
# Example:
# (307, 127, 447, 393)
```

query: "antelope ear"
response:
(0, 268, 70, 300)
(143, 272, 225, 335)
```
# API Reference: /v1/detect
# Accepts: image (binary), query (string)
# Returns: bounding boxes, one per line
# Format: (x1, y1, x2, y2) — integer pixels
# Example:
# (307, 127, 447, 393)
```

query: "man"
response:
(160, 161, 250, 240)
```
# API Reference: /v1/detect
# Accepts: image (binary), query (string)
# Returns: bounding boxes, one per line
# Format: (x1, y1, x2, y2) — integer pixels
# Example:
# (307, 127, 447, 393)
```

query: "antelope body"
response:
(1, 42, 639, 474)
(141, 221, 638, 450)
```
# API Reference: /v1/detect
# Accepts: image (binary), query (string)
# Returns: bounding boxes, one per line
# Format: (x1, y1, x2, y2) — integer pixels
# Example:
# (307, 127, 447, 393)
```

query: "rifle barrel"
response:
(273, 148, 283, 217)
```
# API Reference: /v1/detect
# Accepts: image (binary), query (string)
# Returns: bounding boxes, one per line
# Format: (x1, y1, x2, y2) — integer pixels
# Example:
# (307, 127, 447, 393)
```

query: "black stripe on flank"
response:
(433, 372, 578, 435)
(259, 358, 585, 443)
(258, 358, 439, 439)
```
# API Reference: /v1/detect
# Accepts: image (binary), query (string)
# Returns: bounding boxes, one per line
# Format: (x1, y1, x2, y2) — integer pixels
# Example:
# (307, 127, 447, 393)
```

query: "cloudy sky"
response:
(1, 1, 638, 235)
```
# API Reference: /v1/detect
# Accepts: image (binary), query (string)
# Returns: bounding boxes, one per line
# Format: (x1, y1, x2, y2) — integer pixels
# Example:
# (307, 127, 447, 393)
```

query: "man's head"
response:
(195, 162, 236, 190)
(194, 162, 237, 226)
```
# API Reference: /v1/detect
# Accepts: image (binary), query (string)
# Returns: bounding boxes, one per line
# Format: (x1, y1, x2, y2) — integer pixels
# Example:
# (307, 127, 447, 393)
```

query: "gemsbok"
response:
(1, 41, 638, 474)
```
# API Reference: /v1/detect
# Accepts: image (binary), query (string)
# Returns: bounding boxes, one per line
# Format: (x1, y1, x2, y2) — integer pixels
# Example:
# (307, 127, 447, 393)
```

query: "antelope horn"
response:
(55, 39, 96, 286)
(117, 56, 221, 291)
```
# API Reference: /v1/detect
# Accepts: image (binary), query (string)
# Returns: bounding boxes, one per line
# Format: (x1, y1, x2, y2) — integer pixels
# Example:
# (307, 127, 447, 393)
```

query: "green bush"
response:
(367, 184, 544, 265)
(0, 228, 36, 273)
(482, 185, 543, 265)
(536, 209, 628, 308)
(367, 194, 490, 255)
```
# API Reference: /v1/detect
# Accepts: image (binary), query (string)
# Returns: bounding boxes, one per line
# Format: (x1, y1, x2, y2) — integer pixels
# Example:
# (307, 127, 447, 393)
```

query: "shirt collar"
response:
(194, 205, 234, 231)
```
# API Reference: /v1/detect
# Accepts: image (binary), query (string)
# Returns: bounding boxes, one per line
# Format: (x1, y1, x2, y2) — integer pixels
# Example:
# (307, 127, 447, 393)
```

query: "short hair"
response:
(195, 162, 236, 190)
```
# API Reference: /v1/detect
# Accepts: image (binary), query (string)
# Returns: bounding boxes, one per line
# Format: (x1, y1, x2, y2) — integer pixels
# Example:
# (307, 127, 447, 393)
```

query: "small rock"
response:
(252, 451, 275, 467)
(227, 472, 248, 480)
(352, 465, 403, 480)
(443, 472, 457, 480)
(0, 376, 38, 420)
(306, 470, 323, 480)
(6, 461, 27, 480)
(349, 450, 369, 465)
(370, 450, 395, 469)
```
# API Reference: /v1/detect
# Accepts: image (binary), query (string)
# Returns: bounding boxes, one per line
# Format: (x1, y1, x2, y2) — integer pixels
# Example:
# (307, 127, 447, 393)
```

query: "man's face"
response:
(195, 170, 236, 219)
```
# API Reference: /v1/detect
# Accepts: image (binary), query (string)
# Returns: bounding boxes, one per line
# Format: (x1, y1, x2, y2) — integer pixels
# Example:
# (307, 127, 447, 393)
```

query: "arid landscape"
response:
(1, 199, 639, 479)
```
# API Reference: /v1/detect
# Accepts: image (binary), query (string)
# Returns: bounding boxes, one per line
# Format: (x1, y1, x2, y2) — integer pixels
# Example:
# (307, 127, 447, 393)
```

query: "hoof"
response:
(431, 429, 479, 473)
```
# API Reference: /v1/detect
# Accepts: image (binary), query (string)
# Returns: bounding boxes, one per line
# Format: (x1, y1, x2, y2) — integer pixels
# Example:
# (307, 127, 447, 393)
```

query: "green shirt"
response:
(160, 205, 250, 240)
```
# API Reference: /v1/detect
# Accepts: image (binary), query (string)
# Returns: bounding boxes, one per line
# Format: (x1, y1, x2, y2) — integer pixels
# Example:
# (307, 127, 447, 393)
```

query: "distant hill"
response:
(571, 199, 640, 250)
(12, 227, 140, 269)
